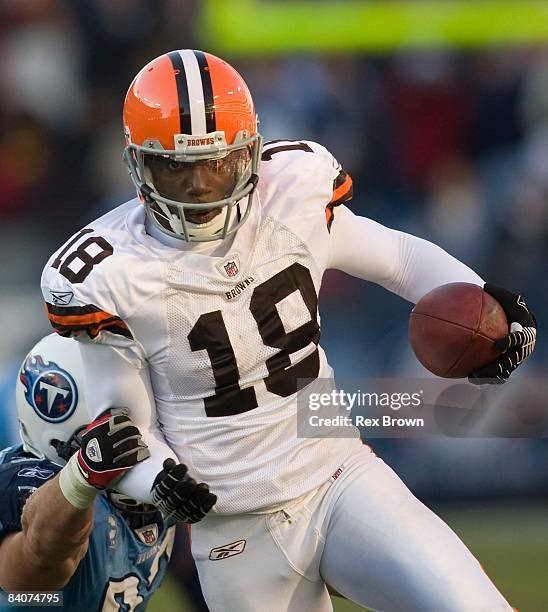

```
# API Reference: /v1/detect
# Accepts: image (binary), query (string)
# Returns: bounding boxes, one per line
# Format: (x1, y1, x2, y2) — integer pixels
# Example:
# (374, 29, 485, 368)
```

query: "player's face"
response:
(145, 149, 250, 224)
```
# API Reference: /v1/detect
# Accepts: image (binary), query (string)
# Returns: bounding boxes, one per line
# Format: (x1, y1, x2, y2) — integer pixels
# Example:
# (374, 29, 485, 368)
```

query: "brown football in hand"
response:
(409, 283, 509, 378)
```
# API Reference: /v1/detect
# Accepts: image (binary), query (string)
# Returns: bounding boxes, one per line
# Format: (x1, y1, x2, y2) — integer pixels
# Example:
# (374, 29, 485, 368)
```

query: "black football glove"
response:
(151, 458, 217, 523)
(469, 283, 537, 385)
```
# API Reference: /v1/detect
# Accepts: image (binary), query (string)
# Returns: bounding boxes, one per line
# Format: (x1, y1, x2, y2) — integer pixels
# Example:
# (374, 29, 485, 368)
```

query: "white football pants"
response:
(190, 446, 512, 611)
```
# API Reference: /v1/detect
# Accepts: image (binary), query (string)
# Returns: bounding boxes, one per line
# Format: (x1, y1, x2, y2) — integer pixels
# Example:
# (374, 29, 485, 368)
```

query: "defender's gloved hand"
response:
(469, 284, 537, 385)
(59, 408, 150, 508)
(151, 458, 217, 523)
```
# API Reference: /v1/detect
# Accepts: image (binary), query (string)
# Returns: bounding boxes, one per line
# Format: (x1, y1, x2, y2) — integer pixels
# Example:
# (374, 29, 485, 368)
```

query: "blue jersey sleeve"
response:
(0, 447, 59, 539)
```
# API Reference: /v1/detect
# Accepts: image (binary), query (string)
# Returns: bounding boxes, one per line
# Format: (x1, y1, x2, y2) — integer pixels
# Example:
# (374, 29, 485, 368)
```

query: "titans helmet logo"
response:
(19, 354, 78, 423)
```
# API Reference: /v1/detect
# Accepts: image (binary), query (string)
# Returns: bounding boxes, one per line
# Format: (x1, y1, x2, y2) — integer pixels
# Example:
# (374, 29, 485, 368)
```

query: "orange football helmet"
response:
(123, 50, 262, 242)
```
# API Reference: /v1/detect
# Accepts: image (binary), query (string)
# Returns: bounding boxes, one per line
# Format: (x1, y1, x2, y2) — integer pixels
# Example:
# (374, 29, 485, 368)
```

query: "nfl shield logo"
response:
(223, 260, 239, 277)
(136, 523, 159, 546)
(142, 529, 156, 544)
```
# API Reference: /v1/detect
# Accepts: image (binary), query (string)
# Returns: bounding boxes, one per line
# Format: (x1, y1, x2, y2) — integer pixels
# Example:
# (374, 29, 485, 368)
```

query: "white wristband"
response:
(58, 453, 98, 509)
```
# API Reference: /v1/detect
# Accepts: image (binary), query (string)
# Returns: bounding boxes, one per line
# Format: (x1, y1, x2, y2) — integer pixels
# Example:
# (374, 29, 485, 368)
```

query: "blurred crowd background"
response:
(0, 0, 546, 609)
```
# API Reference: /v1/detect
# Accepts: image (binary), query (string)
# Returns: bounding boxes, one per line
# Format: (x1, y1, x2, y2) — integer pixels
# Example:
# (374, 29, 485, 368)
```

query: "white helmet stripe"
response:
(178, 49, 207, 135)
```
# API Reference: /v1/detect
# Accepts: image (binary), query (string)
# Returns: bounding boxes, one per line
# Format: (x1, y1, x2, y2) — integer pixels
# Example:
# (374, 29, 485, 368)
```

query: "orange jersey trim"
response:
(44, 302, 132, 339)
(45, 305, 127, 329)
(330, 172, 353, 205)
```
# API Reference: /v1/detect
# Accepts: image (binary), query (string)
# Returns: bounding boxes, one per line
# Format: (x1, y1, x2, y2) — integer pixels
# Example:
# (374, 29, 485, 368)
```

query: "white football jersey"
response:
(41, 140, 363, 514)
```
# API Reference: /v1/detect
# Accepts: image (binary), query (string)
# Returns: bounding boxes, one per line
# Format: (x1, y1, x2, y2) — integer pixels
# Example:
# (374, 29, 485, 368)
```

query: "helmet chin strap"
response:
(153, 196, 230, 239)
(186, 207, 229, 239)
(107, 492, 163, 531)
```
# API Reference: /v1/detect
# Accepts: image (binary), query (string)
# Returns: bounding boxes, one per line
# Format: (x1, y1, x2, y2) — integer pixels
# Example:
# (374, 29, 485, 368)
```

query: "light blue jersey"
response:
(0, 445, 176, 611)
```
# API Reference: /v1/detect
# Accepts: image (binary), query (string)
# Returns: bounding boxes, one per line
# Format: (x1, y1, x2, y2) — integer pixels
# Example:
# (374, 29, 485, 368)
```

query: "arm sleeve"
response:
(76, 342, 177, 503)
(327, 205, 484, 303)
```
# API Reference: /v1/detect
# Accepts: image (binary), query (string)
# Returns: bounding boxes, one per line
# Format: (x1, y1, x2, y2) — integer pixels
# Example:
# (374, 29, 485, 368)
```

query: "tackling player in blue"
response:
(0, 334, 216, 611)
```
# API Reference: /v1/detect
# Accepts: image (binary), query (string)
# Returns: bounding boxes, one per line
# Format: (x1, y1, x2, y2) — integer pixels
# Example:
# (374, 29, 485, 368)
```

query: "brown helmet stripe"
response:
(194, 51, 216, 133)
(167, 51, 192, 135)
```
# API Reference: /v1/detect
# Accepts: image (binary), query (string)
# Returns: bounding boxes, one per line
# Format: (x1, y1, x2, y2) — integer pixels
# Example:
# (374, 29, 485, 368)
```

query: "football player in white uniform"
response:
(41, 50, 536, 611)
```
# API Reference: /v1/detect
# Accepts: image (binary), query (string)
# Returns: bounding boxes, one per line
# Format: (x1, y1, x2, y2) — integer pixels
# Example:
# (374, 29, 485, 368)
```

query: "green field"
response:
(148, 502, 548, 612)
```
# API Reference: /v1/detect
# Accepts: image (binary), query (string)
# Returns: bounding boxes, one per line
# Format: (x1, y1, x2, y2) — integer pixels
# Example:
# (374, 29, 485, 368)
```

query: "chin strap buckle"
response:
(140, 183, 155, 203)
(247, 173, 259, 192)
